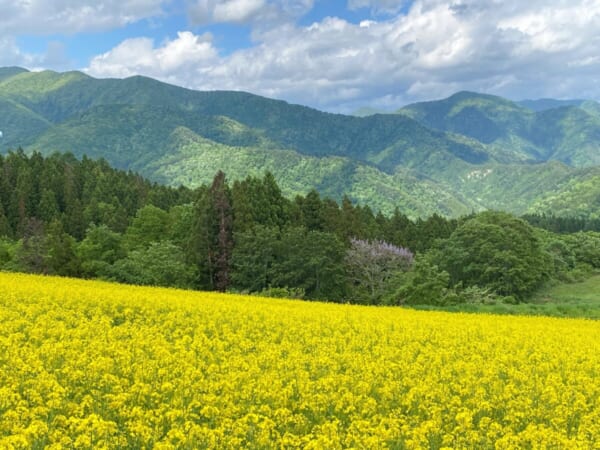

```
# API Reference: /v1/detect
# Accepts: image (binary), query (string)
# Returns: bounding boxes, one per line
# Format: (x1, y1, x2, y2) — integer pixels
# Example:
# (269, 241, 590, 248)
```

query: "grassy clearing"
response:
(410, 274, 600, 319)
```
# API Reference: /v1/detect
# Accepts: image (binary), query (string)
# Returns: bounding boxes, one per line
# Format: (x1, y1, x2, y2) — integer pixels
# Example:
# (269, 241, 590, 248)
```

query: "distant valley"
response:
(1, 66, 599, 218)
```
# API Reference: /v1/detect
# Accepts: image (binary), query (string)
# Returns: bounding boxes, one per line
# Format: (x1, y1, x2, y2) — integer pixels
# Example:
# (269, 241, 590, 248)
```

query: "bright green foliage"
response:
(527, 172, 600, 220)
(437, 211, 552, 299)
(557, 232, 600, 268)
(0, 238, 17, 268)
(77, 224, 125, 278)
(167, 204, 195, 247)
(542, 237, 577, 279)
(534, 229, 600, 280)
(390, 256, 452, 306)
(124, 204, 170, 250)
(111, 241, 195, 288)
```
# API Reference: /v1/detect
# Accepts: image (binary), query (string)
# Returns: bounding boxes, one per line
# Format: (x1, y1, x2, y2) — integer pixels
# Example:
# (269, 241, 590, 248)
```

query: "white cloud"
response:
(85, 0, 600, 111)
(0, 1, 169, 71)
(215, 0, 267, 23)
(0, 0, 166, 34)
(87, 31, 218, 83)
(189, 0, 264, 24)
(496, 0, 600, 53)
(187, 0, 315, 26)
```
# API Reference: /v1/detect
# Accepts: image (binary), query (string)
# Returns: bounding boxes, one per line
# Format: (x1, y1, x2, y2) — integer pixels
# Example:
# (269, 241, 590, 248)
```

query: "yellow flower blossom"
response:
(0, 272, 599, 448)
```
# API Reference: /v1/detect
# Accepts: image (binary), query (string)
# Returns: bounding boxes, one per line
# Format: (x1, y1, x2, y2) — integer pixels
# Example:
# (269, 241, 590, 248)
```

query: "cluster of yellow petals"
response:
(0, 272, 599, 449)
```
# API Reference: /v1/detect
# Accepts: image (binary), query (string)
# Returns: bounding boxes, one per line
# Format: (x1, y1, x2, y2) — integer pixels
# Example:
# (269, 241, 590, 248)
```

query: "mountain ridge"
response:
(398, 92, 600, 168)
(1, 67, 599, 218)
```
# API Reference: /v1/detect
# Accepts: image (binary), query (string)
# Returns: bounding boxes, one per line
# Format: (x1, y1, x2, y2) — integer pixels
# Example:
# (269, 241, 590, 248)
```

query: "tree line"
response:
(1, 150, 599, 305)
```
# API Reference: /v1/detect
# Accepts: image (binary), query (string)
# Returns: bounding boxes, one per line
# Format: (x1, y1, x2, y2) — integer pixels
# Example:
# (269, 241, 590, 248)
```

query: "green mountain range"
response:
(1, 67, 599, 218)
(398, 91, 600, 167)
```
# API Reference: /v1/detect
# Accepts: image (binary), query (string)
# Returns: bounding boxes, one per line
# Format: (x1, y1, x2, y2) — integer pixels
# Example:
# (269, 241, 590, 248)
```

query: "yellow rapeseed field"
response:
(0, 272, 599, 449)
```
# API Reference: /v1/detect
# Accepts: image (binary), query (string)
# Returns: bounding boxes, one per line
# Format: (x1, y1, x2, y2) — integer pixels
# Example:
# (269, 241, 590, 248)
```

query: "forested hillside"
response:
(1, 68, 600, 218)
(1, 152, 599, 310)
(399, 91, 600, 167)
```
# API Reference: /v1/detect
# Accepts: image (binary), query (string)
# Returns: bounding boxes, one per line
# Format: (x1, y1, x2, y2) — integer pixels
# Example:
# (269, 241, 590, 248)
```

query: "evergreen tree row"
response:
(522, 213, 600, 233)
(0, 150, 193, 239)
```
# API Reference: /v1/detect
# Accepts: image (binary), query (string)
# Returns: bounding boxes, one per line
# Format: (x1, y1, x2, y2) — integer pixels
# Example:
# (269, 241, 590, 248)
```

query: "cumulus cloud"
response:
(85, 0, 600, 111)
(87, 31, 218, 83)
(0, 0, 166, 34)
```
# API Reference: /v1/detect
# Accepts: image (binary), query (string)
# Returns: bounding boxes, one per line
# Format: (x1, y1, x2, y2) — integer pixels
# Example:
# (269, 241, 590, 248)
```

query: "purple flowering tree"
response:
(345, 238, 414, 304)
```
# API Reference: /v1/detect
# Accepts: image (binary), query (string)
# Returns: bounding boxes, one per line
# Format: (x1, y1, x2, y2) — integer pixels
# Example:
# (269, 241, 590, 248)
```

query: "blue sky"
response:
(1, 1, 599, 112)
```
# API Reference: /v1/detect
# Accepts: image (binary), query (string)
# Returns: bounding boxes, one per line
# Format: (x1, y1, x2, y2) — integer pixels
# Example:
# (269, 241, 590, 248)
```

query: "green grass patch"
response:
(409, 274, 600, 319)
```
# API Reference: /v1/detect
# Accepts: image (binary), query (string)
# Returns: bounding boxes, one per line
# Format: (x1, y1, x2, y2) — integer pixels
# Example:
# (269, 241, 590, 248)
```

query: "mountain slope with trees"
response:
(398, 91, 600, 167)
(1, 68, 600, 218)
